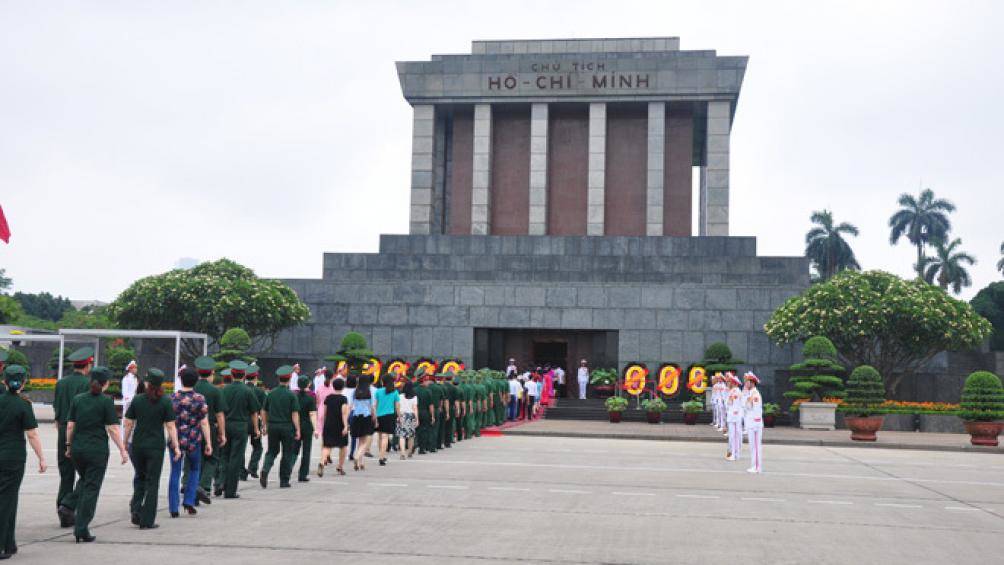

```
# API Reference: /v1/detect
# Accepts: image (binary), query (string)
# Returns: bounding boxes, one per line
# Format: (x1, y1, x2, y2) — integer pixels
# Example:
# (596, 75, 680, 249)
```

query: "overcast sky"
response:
(2, 0, 1002, 302)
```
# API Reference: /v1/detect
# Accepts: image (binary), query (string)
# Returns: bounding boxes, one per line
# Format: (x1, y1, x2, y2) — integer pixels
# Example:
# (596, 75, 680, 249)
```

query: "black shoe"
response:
(298, 477, 309, 482)
(213, 486, 224, 497)
(279, 482, 291, 488)
(75, 535, 96, 543)
(249, 470, 259, 479)
(57, 505, 75, 528)
(260, 474, 268, 489)
(364, 452, 373, 458)
(196, 487, 212, 505)
(139, 524, 159, 530)
(0, 553, 10, 560)
(418, 450, 427, 455)
(130, 512, 140, 526)
(170, 512, 179, 518)
(240, 474, 248, 481)
(184, 504, 197, 516)
(378, 459, 387, 466)
(223, 494, 240, 499)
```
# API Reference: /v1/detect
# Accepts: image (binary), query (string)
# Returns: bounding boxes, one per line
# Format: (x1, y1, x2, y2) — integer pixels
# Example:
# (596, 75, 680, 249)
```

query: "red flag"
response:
(0, 205, 9, 243)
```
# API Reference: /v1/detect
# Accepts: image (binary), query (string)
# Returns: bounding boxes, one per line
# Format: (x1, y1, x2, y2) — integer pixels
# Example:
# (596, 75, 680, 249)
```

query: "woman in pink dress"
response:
(314, 369, 335, 464)
(541, 366, 554, 407)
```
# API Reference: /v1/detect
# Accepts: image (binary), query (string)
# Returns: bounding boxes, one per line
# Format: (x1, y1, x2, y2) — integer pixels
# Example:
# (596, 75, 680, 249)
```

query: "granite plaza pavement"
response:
(12, 424, 1004, 564)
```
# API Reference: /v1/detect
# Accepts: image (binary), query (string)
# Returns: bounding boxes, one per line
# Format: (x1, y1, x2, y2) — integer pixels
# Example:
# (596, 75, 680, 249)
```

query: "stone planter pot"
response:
(646, 411, 661, 424)
(763, 414, 776, 428)
(798, 402, 837, 430)
(592, 385, 614, 399)
(845, 415, 884, 441)
(682, 412, 699, 425)
(964, 421, 1003, 447)
(608, 411, 623, 423)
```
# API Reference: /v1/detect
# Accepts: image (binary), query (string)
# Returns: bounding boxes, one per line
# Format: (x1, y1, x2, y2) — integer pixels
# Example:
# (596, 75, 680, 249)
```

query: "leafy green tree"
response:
(109, 258, 310, 358)
(919, 237, 976, 294)
(13, 292, 74, 322)
(0, 269, 10, 292)
(971, 282, 1004, 351)
(700, 342, 744, 373)
(57, 305, 115, 329)
(329, 331, 373, 370)
(840, 365, 886, 416)
(0, 296, 24, 324)
(765, 270, 992, 396)
(888, 188, 955, 276)
(805, 210, 860, 281)
(784, 336, 846, 403)
(106, 346, 136, 376)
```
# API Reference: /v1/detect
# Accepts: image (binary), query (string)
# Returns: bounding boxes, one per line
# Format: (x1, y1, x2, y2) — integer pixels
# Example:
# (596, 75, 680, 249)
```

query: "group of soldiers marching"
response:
(710, 370, 764, 473)
(0, 345, 518, 561)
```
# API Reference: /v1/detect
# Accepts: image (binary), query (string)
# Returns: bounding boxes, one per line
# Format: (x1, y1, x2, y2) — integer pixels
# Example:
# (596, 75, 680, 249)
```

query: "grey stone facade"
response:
(270, 234, 809, 401)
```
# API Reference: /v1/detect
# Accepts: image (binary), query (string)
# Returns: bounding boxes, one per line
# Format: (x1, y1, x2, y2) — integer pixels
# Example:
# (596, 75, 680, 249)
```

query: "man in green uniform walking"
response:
(53, 346, 94, 528)
(451, 377, 465, 443)
(441, 373, 456, 449)
(428, 376, 443, 453)
(220, 361, 259, 498)
(243, 363, 266, 480)
(191, 356, 225, 503)
(293, 375, 317, 482)
(415, 369, 434, 454)
(260, 366, 301, 489)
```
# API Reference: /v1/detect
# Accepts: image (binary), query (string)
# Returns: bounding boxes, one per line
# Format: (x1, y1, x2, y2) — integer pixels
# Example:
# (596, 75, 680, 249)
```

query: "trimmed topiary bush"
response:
(841, 365, 886, 416)
(220, 328, 252, 351)
(335, 331, 373, 370)
(785, 336, 846, 403)
(959, 371, 1004, 422)
(701, 342, 744, 374)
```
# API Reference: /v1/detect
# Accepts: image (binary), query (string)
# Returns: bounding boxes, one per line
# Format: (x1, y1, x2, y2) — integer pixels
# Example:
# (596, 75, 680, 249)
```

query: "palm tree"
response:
(919, 237, 976, 294)
(998, 241, 1004, 276)
(805, 210, 860, 281)
(888, 188, 955, 276)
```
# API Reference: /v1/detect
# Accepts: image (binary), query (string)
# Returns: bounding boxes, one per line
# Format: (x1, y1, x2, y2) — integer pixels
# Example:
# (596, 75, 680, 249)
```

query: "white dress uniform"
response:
(313, 368, 326, 392)
(725, 385, 744, 460)
(712, 381, 726, 430)
(744, 386, 764, 473)
(577, 366, 589, 400)
(289, 369, 300, 391)
(121, 368, 138, 439)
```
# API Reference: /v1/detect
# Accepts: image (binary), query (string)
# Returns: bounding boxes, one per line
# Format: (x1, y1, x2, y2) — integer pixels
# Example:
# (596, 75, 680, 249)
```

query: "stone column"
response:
(645, 102, 665, 236)
(409, 104, 435, 235)
(528, 103, 548, 235)
(703, 100, 731, 236)
(471, 103, 492, 235)
(587, 102, 606, 236)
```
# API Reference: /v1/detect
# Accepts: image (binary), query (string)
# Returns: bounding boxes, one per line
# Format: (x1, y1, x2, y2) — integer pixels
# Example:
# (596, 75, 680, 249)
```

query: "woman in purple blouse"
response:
(168, 367, 212, 517)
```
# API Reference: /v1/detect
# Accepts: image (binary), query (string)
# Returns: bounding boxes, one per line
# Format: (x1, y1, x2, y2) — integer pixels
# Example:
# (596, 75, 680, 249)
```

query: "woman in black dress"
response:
(317, 378, 350, 477)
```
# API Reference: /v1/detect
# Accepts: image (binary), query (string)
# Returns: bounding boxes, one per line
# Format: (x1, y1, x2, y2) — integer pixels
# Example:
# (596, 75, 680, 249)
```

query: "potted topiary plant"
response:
(641, 397, 667, 424)
(763, 403, 780, 428)
(604, 396, 628, 423)
(958, 371, 1004, 446)
(784, 336, 846, 430)
(681, 400, 703, 425)
(590, 368, 618, 398)
(841, 365, 886, 441)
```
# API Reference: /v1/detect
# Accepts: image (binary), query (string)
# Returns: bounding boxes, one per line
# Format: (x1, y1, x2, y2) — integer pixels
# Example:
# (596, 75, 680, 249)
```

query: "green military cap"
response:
(68, 346, 95, 363)
(145, 367, 165, 387)
(228, 360, 249, 372)
(3, 364, 27, 379)
(0, 350, 8, 363)
(90, 365, 111, 384)
(414, 366, 426, 378)
(276, 365, 294, 381)
(194, 356, 215, 372)
(247, 363, 260, 376)
(221, 368, 232, 377)
(297, 375, 310, 389)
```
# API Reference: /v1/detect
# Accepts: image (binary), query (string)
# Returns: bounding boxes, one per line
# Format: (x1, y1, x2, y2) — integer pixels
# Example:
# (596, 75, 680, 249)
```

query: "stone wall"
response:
(267, 234, 809, 402)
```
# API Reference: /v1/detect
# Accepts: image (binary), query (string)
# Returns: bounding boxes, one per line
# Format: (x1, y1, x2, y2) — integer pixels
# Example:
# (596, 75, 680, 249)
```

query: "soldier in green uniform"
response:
(474, 382, 486, 436)
(64, 366, 129, 543)
(293, 375, 317, 482)
(427, 375, 444, 453)
(495, 379, 506, 426)
(460, 380, 473, 440)
(259, 366, 302, 489)
(243, 364, 266, 480)
(451, 377, 465, 443)
(441, 373, 455, 449)
(191, 356, 225, 503)
(123, 368, 180, 529)
(415, 369, 434, 454)
(53, 346, 94, 528)
(0, 365, 47, 560)
(220, 361, 260, 498)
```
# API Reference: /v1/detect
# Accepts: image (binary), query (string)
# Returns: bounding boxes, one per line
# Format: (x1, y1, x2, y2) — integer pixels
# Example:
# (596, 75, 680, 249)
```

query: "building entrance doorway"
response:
(532, 340, 568, 369)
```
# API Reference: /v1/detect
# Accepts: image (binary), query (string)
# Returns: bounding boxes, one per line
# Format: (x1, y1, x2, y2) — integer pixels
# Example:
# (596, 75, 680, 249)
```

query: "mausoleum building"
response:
(268, 38, 809, 399)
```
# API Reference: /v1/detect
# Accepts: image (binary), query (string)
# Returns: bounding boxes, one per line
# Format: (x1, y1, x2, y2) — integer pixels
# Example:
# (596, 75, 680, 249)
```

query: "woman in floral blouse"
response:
(168, 367, 212, 517)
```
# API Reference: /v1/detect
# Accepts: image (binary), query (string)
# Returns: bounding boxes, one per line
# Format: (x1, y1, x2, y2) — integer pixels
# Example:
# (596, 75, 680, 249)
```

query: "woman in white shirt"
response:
(396, 381, 419, 458)
(120, 360, 138, 438)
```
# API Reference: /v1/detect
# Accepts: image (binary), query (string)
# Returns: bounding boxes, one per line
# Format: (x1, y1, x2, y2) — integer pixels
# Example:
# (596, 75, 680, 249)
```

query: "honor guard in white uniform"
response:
(743, 372, 764, 473)
(725, 374, 743, 461)
(312, 367, 326, 392)
(576, 360, 589, 400)
(710, 374, 726, 431)
(120, 361, 138, 437)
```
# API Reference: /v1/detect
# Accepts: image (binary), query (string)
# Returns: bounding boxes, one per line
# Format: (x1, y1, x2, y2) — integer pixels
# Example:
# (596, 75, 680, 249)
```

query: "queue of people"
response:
(712, 370, 764, 474)
(0, 346, 518, 560)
